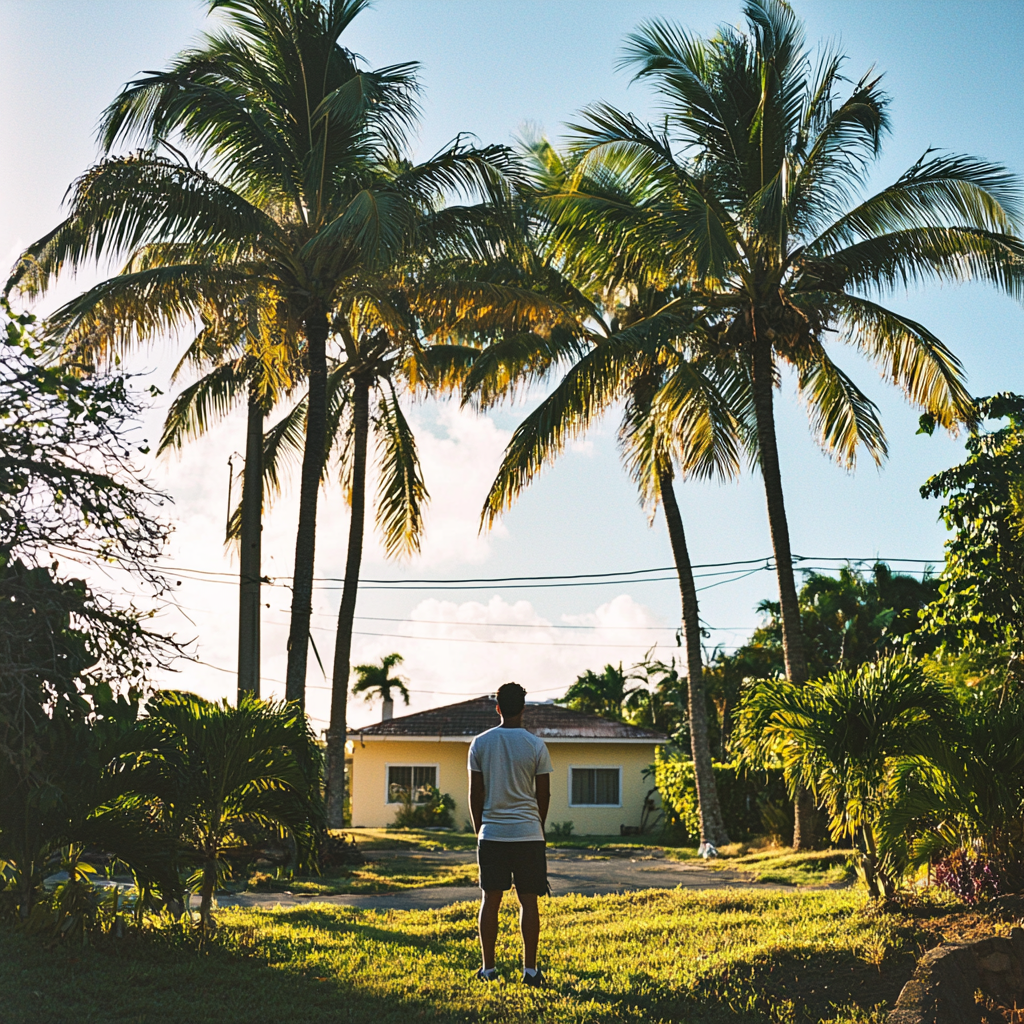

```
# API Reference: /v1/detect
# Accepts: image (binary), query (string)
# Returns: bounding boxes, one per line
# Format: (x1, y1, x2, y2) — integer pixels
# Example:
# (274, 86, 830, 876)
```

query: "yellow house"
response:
(347, 696, 666, 836)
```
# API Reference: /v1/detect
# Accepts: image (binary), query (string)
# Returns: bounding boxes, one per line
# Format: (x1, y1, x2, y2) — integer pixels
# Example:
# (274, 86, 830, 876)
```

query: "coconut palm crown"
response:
(559, 1, 1023, 718)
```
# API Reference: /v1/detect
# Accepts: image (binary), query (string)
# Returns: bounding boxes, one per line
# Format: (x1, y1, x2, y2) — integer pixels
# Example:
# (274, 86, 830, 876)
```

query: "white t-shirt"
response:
(468, 726, 553, 842)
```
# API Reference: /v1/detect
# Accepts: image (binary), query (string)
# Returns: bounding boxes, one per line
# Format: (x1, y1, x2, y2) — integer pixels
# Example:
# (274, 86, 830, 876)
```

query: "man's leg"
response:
(478, 890, 503, 970)
(518, 892, 539, 971)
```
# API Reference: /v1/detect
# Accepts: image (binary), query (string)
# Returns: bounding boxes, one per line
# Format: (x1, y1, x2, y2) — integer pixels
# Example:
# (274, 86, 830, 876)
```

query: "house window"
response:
(570, 767, 621, 806)
(387, 764, 437, 803)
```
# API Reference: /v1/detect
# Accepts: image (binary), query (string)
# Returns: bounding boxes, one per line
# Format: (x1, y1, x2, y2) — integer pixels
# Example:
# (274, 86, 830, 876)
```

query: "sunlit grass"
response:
(713, 847, 859, 887)
(248, 855, 478, 895)
(0, 888, 935, 1023)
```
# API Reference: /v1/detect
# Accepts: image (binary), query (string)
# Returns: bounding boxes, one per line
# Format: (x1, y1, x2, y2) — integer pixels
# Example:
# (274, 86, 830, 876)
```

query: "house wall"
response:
(348, 737, 661, 836)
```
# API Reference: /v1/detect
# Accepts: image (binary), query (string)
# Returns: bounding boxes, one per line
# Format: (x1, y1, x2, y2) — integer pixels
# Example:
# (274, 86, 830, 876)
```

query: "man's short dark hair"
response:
(496, 682, 527, 717)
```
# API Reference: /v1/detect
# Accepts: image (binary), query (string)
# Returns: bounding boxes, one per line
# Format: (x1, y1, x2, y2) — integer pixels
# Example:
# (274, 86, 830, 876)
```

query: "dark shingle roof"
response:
(350, 696, 666, 740)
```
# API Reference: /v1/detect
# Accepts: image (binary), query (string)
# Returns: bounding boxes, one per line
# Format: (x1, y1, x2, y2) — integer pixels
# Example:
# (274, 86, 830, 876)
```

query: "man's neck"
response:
(498, 715, 523, 729)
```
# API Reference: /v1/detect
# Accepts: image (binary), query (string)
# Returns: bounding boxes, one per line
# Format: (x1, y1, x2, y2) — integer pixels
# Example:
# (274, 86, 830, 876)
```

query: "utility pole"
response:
(237, 386, 263, 701)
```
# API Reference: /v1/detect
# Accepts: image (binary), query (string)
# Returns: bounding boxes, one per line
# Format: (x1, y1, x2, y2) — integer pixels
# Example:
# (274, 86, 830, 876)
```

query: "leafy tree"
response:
(0, 302, 180, 919)
(737, 655, 951, 898)
(560, 1, 1022, 843)
(127, 691, 324, 929)
(0, 301, 168, 576)
(0, 680, 180, 921)
(919, 393, 1024, 677)
(351, 652, 410, 721)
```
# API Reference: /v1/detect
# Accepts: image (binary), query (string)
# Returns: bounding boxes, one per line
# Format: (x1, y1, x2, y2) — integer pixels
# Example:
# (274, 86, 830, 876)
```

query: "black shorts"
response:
(477, 840, 548, 895)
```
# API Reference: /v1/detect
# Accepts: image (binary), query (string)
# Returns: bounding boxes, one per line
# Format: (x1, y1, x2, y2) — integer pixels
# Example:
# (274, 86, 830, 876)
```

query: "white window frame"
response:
(384, 762, 440, 805)
(567, 764, 623, 808)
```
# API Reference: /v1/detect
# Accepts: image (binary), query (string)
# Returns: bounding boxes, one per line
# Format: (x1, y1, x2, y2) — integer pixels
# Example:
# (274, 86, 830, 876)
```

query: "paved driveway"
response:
(217, 848, 783, 913)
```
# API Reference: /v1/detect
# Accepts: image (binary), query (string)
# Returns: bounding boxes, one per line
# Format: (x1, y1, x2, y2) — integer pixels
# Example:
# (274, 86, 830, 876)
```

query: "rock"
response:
(977, 952, 1011, 973)
(888, 932, 1024, 1023)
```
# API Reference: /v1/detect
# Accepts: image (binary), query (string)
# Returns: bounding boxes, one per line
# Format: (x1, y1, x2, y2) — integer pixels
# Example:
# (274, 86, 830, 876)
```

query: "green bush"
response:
(548, 821, 574, 838)
(653, 749, 790, 843)
(391, 786, 455, 829)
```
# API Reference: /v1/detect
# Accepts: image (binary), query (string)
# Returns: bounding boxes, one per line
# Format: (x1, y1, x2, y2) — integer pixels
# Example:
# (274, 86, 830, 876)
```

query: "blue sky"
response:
(1, 1, 1021, 725)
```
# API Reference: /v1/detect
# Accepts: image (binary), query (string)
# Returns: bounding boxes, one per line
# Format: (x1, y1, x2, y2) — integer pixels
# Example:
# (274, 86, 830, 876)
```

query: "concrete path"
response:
(216, 848, 783, 913)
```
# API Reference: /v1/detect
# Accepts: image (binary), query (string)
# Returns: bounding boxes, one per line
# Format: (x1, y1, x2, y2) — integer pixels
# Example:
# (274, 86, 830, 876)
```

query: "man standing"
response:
(468, 682, 552, 986)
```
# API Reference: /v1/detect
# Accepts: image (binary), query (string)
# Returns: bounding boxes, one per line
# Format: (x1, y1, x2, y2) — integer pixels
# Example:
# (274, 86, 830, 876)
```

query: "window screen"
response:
(387, 765, 437, 803)
(571, 767, 620, 805)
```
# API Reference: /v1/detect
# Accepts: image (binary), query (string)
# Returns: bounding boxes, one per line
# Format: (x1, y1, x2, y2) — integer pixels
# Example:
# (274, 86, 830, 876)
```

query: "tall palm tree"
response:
(7, 0, 546, 826)
(466, 139, 738, 846)
(252, 268, 557, 825)
(7, 0, 518, 696)
(562, 0, 1023, 844)
(351, 652, 410, 721)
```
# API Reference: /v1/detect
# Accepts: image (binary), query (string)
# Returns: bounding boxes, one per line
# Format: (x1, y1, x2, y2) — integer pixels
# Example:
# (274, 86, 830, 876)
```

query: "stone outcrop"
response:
(888, 927, 1024, 1023)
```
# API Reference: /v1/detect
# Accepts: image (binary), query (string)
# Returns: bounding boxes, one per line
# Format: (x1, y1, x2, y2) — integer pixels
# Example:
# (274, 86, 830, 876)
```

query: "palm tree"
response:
(562, 0, 1023, 844)
(468, 138, 738, 846)
(557, 664, 638, 721)
(128, 690, 324, 929)
(7, 0, 517, 693)
(8, 0, 547, 826)
(351, 652, 410, 722)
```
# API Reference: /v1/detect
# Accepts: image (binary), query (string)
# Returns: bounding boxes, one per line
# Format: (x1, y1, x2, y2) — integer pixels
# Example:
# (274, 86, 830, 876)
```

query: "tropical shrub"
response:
(877, 682, 1024, 899)
(0, 684, 181, 922)
(126, 691, 325, 929)
(735, 656, 952, 898)
(391, 786, 455, 829)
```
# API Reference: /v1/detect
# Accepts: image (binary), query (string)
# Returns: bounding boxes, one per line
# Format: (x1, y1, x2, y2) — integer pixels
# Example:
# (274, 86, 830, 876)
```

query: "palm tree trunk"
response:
(199, 857, 217, 930)
(659, 468, 730, 847)
(750, 336, 816, 850)
(285, 313, 330, 707)
(325, 376, 370, 829)
(237, 384, 263, 702)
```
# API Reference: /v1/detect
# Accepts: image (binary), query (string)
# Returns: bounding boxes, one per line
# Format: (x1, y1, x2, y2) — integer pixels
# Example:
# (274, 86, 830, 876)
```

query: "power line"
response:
(130, 553, 941, 592)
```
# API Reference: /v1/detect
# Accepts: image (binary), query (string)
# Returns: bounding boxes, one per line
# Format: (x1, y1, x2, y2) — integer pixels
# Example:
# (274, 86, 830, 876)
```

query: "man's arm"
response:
(535, 774, 550, 831)
(469, 770, 485, 835)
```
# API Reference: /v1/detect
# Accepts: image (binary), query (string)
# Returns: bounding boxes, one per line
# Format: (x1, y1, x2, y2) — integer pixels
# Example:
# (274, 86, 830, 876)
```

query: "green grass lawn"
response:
(344, 829, 854, 888)
(702, 846, 859, 887)
(247, 855, 478, 896)
(1, 888, 1002, 1024)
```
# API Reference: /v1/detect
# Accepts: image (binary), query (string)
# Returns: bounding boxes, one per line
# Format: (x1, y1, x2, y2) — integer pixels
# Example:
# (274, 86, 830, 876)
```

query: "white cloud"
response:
(345, 592, 675, 729)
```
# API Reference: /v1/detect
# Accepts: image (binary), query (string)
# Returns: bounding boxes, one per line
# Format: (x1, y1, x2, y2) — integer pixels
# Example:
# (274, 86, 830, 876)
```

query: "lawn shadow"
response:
(561, 945, 918, 1023)
(0, 922, 477, 1024)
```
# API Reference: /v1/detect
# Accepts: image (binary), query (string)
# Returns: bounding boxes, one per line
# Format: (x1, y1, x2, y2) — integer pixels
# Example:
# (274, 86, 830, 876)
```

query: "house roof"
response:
(350, 695, 666, 741)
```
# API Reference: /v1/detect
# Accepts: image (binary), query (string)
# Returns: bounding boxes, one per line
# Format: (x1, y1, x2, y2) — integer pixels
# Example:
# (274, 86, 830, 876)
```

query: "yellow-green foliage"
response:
(0, 889, 920, 1023)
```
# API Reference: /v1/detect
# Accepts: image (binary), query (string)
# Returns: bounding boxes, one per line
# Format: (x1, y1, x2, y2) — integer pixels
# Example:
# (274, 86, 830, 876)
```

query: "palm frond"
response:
(834, 294, 975, 429)
(157, 361, 247, 455)
(810, 152, 1023, 254)
(793, 342, 887, 468)
(804, 226, 1024, 301)
(480, 340, 639, 527)
(373, 385, 427, 559)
